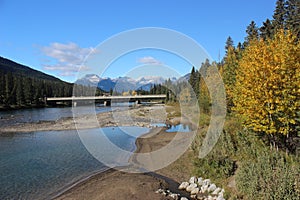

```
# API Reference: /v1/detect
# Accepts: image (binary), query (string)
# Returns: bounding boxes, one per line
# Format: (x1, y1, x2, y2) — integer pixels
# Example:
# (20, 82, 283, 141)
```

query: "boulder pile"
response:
(155, 176, 226, 200)
(178, 176, 226, 200)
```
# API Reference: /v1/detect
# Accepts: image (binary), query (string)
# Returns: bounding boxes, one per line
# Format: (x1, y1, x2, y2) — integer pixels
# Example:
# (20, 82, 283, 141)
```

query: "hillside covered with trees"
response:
(0, 57, 75, 109)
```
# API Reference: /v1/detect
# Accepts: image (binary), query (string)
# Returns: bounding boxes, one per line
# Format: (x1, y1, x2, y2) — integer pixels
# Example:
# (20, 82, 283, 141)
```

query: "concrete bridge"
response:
(45, 95, 166, 106)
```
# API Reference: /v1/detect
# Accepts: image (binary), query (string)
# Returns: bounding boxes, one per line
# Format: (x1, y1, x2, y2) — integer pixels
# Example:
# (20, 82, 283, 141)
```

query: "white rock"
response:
(191, 194, 197, 199)
(201, 185, 208, 193)
(169, 193, 179, 199)
(216, 196, 225, 200)
(197, 177, 203, 186)
(218, 189, 225, 197)
(180, 197, 189, 200)
(207, 195, 213, 200)
(155, 188, 164, 194)
(189, 176, 197, 184)
(203, 179, 211, 186)
(190, 187, 200, 195)
(212, 187, 221, 195)
(208, 184, 217, 192)
(178, 182, 189, 190)
(186, 183, 198, 192)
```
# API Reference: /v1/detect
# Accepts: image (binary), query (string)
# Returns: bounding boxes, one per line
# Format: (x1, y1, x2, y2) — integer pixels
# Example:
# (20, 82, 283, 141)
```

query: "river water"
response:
(0, 106, 150, 199)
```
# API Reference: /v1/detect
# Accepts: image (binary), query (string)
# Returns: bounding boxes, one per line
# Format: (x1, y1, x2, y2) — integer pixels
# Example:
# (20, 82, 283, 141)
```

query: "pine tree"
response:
(260, 19, 274, 40)
(15, 77, 24, 105)
(199, 60, 211, 114)
(222, 39, 240, 112)
(0, 73, 5, 104)
(286, 0, 300, 38)
(272, 0, 286, 30)
(5, 72, 13, 105)
(225, 36, 234, 53)
(244, 21, 259, 46)
(23, 77, 34, 104)
(189, 66, 200, 99)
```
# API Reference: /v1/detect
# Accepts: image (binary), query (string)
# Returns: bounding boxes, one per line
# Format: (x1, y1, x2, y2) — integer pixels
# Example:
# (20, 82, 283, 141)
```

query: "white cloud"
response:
(40, 42, 94, 77)
(137, 56, 163, 65)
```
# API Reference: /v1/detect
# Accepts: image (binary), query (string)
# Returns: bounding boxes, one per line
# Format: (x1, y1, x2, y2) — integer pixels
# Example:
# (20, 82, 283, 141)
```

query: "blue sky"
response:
(0, 0, 276, 82)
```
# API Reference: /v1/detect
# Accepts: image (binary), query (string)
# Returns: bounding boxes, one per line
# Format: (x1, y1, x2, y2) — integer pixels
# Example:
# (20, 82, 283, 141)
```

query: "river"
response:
(0, 106, 150, 199)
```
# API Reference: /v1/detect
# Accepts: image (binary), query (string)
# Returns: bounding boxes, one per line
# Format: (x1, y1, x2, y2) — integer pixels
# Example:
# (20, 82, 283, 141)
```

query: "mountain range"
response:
(76, 74, 190, 93)
(0, 56, 190, 95)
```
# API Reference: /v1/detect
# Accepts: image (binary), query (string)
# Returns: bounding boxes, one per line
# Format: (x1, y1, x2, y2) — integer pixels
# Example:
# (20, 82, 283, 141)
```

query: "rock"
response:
(207, 195, 213, 200)
(197, 177, 203, 186)
(189, 176, 197, 184)
(190, 187, 200, 195)
(203, 179, 211, 186)
(201, 185, 208, 193)
(218, 189, 225, 197)
(208, 184, 217, 192)
(196, 193, 206, 200)
(186, 183, 198, 192)
(178, 182, 190, 190)
(216, 196, 225, 200)
(191, 194, 197, 199)
(155, 188, 164, 194)
(212, 187, 221, 195)
(169, 193, 179, 200)
(180, 197, 189, 200)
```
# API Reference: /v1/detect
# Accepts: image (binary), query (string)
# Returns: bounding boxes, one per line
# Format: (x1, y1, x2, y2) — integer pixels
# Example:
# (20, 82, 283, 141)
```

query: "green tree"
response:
(244, 21, 259, 46)
(5, 72, 13, 105)
(221, 38, 240, 112)
(189, 66, 200, 99)
(286, 0, 300, 38)
(15, 77, 24, 105)
(225, 36, 234, 53)
(272, 0, 286, 30)
(260, 18, 274, 40)
(0, 73, 5, 104)
(23, 77, 34, 104)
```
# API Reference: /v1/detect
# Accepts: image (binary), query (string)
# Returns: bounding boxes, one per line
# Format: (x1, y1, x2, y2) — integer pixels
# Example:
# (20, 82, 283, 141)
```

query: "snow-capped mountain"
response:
(75, 74, 185, 92)
(176, 73, 190, 83)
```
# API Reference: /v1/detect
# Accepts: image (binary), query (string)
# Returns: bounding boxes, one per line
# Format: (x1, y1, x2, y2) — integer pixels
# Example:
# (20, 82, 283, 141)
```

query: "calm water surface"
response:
(0, 107, 149, 199)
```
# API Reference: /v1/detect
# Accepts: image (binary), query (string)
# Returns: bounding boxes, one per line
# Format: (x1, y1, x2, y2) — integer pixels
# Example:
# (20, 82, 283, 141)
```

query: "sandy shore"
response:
(54, 125, 193, 200)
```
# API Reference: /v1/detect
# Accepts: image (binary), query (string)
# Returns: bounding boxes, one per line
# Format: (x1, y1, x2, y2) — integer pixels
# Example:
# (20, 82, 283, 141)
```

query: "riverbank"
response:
(1, 104, 196, 199)
(54, 121, 194, 200)
(0, 105, 184, 133)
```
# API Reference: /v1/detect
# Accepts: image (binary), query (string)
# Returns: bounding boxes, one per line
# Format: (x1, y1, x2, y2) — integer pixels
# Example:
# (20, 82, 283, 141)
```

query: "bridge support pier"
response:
(135, 100, 141, 106)
(104, 100, 111, 106)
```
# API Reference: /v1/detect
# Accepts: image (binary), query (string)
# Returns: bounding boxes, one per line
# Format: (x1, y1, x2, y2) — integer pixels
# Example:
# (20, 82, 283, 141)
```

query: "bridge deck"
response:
(46, 95, 166, 101)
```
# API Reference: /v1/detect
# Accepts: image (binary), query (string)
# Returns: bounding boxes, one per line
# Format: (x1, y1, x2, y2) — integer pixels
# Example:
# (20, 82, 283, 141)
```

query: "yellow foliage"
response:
(233, 30, 300, 136)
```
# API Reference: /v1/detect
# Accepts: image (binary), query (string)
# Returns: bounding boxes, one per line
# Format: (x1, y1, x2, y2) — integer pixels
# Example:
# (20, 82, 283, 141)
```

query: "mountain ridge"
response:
(76, 74, 187, 92)
(0, 56, 66, 83)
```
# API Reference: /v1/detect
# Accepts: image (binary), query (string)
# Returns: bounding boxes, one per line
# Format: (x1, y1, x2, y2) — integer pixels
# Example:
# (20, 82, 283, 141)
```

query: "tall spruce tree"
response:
(272, 0, 286, 30)
(189, 66, 200, 98)
(15, 77, 25, 105)
(222, 38, 239, 112)
(286, 0, 300, 38)
(225, 36, 234, 54)
(260, 19, 274, 40)
(244, 21, 259, 46)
